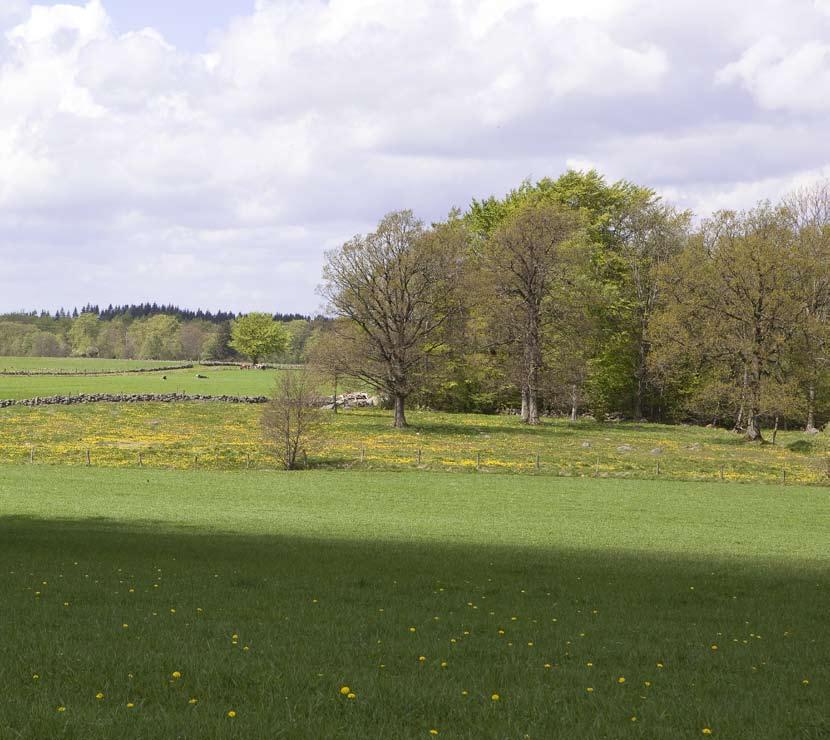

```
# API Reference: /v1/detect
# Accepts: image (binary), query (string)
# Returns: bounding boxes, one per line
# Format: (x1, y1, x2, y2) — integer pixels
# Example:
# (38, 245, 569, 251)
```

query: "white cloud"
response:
(0, 0, 829, 312)
(717, 36, 830, 112)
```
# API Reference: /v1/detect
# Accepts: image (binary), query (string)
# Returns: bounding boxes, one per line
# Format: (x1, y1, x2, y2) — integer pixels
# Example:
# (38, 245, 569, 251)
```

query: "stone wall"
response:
(0, 393, 269, 408)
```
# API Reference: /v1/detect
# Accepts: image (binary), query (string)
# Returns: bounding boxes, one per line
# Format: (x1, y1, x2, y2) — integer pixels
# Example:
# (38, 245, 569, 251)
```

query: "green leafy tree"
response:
(68, 312, 100, 357)
(230, 313, 288, 364)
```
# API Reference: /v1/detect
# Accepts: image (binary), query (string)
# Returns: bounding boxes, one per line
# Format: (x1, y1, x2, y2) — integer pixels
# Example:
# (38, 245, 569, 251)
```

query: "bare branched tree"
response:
(319, 210, 464, 428)
(478, 202, 583, 424)
(262, 370, 322, 470)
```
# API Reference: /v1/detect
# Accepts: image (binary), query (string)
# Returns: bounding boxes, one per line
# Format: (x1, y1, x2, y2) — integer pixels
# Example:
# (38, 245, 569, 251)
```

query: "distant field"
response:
(0, 467, 827, 739)
(1, 404, 828, 484)
(0, 364, 284, 399)
(0, 357, 188, 372)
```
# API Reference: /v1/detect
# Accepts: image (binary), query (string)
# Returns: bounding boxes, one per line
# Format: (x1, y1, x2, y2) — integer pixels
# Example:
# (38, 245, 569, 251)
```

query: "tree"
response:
(68, 312, 100, 357)
(230, 313, 288, 364)
(262, 370, 323, 470)
(305, 322, 351, 413)
(652, 206, 805, 440)
(320, 210, 464, 428)
(615, 199, 691, 418)
(782, 181, 830, 431)
(477, 202, 584, 424)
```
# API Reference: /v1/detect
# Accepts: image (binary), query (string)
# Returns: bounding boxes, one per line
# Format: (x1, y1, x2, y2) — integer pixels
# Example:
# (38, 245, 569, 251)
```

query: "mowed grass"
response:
(0, 365, 284, 399)
(1, 467, 828, 739)
(2, 403, 829, 484)
(0, 356, 188, 373)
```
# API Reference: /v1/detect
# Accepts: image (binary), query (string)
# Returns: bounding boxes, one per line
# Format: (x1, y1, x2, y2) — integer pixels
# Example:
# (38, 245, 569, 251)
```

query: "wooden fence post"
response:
(476, 451, 481, 471)
(720, 465, 725, 481)
(656, 461, 660, 476)
(194, 454, 199, 467)
(417, 448, 422, 465)
(360, 447, 365, 463)
(86, 449, 91, 466)
(535, 452, 540, 470)
(29, 447, 34, 464)
(138, 452, 143, 467)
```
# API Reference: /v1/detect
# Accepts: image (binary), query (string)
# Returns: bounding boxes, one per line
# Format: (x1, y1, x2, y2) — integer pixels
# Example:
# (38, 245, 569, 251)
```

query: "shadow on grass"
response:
(1, 515, 828, 739)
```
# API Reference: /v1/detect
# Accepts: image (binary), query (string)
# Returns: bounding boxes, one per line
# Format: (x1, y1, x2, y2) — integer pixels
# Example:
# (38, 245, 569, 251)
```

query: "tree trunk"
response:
(745, 412, 762, 441)
(570, 384, 578, 422)
(806, 381, 817, 432)
(527, 390, 540, 425)
(772, 415, 779, 445)
(526, 361, 540, 425)
(733, 365, 748, 431)
(332, 372, 338, 414)
(393, 393, 408, 428)
(744, 358, 763, 442)
(520, 386, 529, 422)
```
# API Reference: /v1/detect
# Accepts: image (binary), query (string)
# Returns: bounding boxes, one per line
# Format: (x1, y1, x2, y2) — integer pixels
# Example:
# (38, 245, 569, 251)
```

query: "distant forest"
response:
(0, 304, 318, 364)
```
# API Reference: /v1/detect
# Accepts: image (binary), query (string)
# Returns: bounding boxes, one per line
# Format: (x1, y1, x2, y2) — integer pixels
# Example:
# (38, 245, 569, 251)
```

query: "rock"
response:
(617, 444, 634, 453)
(650, 447, 663, 455)
(581, 441, 592, 448)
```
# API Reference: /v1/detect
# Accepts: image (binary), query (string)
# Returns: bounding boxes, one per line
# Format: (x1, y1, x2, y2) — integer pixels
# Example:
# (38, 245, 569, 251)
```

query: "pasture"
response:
(1, 467, 828, 739)
(0, 402, 828, 484)
(0, 360, 284, 399)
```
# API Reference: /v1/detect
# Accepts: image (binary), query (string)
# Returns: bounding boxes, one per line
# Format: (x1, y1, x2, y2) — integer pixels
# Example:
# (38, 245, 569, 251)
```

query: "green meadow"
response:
(0, 363, 283, 399)
(1, 467, 828, 739)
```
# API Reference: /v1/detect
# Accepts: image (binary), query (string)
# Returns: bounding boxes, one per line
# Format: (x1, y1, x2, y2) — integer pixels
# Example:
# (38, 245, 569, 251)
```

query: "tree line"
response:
(310, 170, 830, 438)
(0, 309, 320, 364)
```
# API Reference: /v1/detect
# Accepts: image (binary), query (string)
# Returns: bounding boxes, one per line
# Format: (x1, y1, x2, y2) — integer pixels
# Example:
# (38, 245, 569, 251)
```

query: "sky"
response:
(1, 0, 830, 315)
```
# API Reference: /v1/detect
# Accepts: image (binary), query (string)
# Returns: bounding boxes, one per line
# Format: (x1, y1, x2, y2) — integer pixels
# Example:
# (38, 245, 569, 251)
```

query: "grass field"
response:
(0, 364, 283, 399)
(0, 357, 188, 373)
(1, 403, 828, 484)
(1, 466, 828, 738)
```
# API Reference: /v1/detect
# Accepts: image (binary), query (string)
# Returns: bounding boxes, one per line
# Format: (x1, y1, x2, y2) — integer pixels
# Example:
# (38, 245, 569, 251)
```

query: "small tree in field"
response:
(262, 371, 322, 470)
(230, 313, 288, 364)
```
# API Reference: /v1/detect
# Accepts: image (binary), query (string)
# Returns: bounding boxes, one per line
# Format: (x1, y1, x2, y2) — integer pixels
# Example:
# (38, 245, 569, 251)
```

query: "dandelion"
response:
(802, 679, 810, 686)
(702, 730, 713, 736)
(419, 656, 426, 662)
(586, 687, 594, 693)
(617, 677, 626, 684)
(544, 663, 552, 669)
(122, 624, 128, 629)
(227, 710, 237, 718)
(347, 693, 356, 700)
(171, 671, 182, 680)
(340, 686, 351, 696)
(491, 693, 500, 702)
(409, 627, 417, 633)
(711, 644, 718, 651)
(189, 698, 198, 705)
(461, 690, 468, 696)
(429, 730, 439, 736)
(95, 692, 105, 700)
(440, 661, 448, 668)
(32, 674, 39, 680)
(126, 703, 135, 709)
(656, 662, 664, 669)
(56, 706, 66, 713)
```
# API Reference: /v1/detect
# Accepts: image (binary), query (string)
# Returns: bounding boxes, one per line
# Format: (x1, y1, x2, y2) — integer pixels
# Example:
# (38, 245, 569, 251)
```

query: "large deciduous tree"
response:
(652, 206, 806, 441)
(320, 210, 464, 428)
(478, 202, 584, 424)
